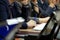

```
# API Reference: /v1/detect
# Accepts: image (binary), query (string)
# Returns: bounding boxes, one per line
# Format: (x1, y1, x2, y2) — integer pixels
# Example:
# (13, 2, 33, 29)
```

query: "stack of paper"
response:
(33, 23, 46, 31)
(6, 19, 19, 25)
(6, 17, 25, 25)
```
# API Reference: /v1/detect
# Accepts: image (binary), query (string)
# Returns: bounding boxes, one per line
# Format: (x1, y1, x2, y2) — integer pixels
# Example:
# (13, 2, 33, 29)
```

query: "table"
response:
(15, 28, 52, 40)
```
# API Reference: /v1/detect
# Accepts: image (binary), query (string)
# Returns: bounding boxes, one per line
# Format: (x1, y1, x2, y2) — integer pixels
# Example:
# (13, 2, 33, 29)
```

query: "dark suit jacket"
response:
(38, 0, 56, 17)
(11, 2, 32, 22)
(0, 0, 10, 21)
(10, 2, 32, 29)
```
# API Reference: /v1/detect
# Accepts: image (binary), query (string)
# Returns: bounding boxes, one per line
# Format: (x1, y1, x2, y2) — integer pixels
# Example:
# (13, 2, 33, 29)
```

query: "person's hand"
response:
(34, 5, 39, 13)
(49, 3, 55, 8)
(27, 20, 36, 29)
(38, 17, 50, 23)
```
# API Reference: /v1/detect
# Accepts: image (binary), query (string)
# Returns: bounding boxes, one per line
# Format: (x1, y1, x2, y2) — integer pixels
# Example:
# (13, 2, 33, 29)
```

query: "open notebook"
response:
(33, 23, 46, 31)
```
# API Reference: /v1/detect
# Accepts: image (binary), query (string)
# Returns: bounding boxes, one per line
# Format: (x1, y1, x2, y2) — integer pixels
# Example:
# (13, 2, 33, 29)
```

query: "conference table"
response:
(15, 29, 41, 40)
(15, 25, 53, 40)
(15, 26, 54, 40)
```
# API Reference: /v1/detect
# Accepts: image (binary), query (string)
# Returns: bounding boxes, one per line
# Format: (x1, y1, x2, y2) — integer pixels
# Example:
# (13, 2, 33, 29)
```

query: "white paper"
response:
(6, 17, 25, 25)
(6, 19, 19, 25)
(33, 23, 46, 31)
(17, 17, 25, 22)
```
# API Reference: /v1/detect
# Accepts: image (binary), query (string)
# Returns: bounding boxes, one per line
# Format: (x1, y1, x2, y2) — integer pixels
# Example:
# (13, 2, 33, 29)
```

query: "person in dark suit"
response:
(38, 0, 57, 17)
(30, 0, 50, 23)
(0, 0, 10, 21)
(0, 0, 17, 39)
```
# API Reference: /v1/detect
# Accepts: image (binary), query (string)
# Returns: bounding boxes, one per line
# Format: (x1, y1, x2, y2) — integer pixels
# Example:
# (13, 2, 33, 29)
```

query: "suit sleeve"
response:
(39, 6, 53, 17)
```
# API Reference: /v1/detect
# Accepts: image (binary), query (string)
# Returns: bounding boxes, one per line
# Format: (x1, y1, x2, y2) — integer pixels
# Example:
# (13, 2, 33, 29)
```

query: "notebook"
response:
(33, 23, 46, 31)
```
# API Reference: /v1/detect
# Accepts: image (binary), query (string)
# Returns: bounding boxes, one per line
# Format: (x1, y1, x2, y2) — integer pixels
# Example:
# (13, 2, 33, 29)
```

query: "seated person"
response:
(8, 0, 36, 29)
(30, 0, 50, 23)
(38, 0, 57, 17)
